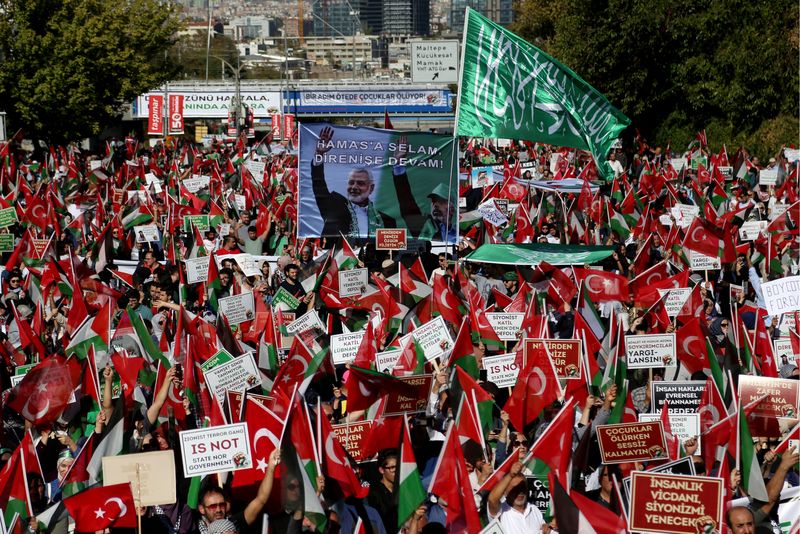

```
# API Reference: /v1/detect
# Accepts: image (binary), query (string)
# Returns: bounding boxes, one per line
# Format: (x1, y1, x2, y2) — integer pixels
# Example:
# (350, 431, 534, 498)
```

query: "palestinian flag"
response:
(397, 417, 425, 530)
(120, 205, 153, 230)
(738, 398, 769, 502)
(65, 302, 111, 359)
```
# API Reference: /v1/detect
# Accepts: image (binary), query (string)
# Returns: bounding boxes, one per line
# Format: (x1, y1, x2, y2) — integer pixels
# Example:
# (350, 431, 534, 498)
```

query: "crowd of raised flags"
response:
(0, 8, 799, 534)
(0, 121, 796, 534)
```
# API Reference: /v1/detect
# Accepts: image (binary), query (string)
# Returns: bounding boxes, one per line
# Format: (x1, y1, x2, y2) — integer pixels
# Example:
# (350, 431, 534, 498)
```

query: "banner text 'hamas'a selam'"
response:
(456, 8, 631, 180)
(298, 123, 457, 243)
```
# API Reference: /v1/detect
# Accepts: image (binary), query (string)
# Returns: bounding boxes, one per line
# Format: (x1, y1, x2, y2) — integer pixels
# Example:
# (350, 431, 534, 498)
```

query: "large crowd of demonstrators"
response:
(0, 129, 797, 534)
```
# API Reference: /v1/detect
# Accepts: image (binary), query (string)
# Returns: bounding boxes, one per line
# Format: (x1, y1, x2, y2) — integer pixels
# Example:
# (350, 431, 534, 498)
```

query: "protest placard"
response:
(688, 250, 722, 271)
(622, 457, 697, 504)
(225, 391, 245, 423)
(651, 381, 705, 414)
(382, 374, 433, 416)
(144, 172, 162, 193)
(657, 288, 693, 317)
(717, 166, 733, 179)
(330, 331, 366, 366)
(184, 256, 210, 284)
(31, 239, 50, 258)
(738, 375, 799, 421)
(272, 287, 301, 312)
(332, 421, 374, 462)
(483, 353, 519, 388)
(774, 338, 798, 361)
(523, 339, 582, 379)
(399, 316, 454, 362)
(376, 229, 407, 250)
(526, 476, 551, 519)
(485, 313, 524, 341)
(180, 423, 252, 477)
(596, 421, 667, 464)
(285, 310, 326, 337)
(670, 203, 699, 228)
(639, 413, 701, 452)
(0, 234, 14, 252)
(770, 203, 789, 221)
(182, 175, 211, 193)
(233, 254, 262, 277)
(626, 333, 676, 369)
(102, 450, 176, 507)
(134, 225, 160, 243)
(478, 199, 509, 226)
(495, 198, 509, 216)
(338, 268, 368, 298)
(669, 158, 686, 172)
(761, 276, 800, 317)
(739, 220, 767, 241)
(0, 207, 18, 228)
(203, 353, 261, 403)
(244, 159, 266, 180)
(629, 472, 723, 534)
(218, 292, 255, 325)
(471, 166, 494, 188)
(183, 214, 210, 233)
(759, 168, 779, 186)
(376, 349, 401, 373)
(200, 349, 234, 373)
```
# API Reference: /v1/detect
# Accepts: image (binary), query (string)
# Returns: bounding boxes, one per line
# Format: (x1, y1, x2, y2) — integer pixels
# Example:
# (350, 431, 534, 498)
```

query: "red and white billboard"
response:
(168, 94, 184, 135)
(147, 95, 164, 136)
(270, 113, 282, 139)
(283, 114, 295, 141)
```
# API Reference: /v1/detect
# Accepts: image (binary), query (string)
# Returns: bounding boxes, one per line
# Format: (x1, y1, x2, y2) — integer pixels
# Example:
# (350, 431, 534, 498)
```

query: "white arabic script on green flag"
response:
(456, 8, 631, 179)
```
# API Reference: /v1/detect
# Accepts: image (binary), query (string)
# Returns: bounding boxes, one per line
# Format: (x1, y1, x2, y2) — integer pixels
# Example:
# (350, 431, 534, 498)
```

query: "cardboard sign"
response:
(399, 316, 454, 362)
(376, 349, 401, 374)
(218, 292, 256, 325)
(382, 374, 433, 416)
(669, 158, 686, 172)
(596, 421, 668, 464)
(774, 337, 798, 360)
(759, 168, 779, 186)
(761, 276, 800, 317)
(184, 256, 210, 284)
(483, 353, 519, 388)
(629, 472, 723, 534)
(183, 214, 210, 233)
(651, 381, 705, 414)
(471, 166, 494, 188)
(738, 375, 799, 420)
(639, 413, 701, 452)
(523, 339, 582, 380)
(670, 203, 700, 229)
(485, 313, 524, 341)
(272, 287, 301, 312)
(738, 220, 767, 241)
(0, 234, 14, 252)
(526, 476, 551, 519)
(338, 268, 368, 298)
(330, 331, 366, 366)
(332, 421, 374, 462)
(622, 457, 697, 503)
(376, 229, 407, 250)
(689, 250, 722, 271)
(770, 203, 789, 221)
(134, 225, 160, 243)
(626, 333, 676, 369)
(657, 288, 693, 317)
(180, 423, 252, 477)
(233, 254, 261, 277)
(102, 450, 176, 507)
(285, 310, 326, 337)
(203, 353, 261, 403)
(244, 160, 266, 181)
(478, 199, 508, 226)
(717, 166, 733, 179)
(182, 175, 211, 193)
(200, 349, 234, 373)
(31, 239, 50, 258)
(0, 207, 18, 228)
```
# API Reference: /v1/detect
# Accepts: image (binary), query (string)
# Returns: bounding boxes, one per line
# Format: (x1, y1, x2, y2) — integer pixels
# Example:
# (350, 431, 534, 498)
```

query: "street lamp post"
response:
(211, 54, 245, 136)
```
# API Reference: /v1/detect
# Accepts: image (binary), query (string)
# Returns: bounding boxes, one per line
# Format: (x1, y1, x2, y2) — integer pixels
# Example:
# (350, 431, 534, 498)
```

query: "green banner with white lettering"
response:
(464, 243, 615, 266)
(456, 8, 630, 179)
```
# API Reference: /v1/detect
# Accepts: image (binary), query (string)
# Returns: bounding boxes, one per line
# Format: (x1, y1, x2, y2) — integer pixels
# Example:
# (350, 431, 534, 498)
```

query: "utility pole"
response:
(211, 55, 244, 136)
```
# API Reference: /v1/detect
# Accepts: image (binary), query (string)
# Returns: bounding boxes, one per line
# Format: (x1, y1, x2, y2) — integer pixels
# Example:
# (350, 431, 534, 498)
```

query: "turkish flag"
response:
(503, 342, 562, 432)
(233, 397, 285, 489)
(675, 317, 708, 375)
(318, 403, 368, 498)
(682, 217, 735, 263)
(572, 268, 629, 302)
(63, 482, 137, 531)
(344, 366, 417, 413)
(6, 355, 74, 426)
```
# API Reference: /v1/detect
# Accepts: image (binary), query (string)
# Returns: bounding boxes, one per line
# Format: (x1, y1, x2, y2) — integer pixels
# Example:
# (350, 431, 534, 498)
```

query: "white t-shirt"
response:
(489, 502, 545, 534)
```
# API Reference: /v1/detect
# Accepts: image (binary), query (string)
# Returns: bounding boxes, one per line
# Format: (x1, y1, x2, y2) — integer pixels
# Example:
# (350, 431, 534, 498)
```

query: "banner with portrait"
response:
(297, 123, 458, 243)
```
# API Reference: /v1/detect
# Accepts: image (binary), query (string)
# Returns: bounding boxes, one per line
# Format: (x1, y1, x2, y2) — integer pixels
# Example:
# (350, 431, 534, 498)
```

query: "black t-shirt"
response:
(367, 482, 397, 534)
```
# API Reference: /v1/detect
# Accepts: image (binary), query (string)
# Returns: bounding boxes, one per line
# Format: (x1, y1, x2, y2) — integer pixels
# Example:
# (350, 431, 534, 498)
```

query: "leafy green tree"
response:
(513, 0, 799, 154)
(0, 0, 183, 142)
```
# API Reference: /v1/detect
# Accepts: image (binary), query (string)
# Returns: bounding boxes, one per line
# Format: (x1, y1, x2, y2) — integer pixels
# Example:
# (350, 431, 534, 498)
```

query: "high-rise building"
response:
(382, 0, 430, 36)
(450, 0, 513, 34)
(312, 0, 360, 37)
(358, 0, 383, 34)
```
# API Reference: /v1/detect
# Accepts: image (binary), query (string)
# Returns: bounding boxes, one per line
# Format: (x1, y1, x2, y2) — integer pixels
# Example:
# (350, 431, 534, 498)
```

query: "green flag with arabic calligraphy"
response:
(456, 8, 631, 180)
